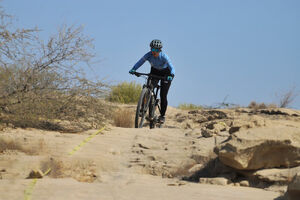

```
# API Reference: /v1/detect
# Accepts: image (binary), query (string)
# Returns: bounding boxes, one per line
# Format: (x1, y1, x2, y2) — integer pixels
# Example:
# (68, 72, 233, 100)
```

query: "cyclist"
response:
(129, 39, 175, 123)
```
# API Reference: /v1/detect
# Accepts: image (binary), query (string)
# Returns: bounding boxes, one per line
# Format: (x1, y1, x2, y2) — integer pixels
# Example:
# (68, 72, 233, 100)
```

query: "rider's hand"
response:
(129, 69, 136, 75)
(167, 75, 174, 81)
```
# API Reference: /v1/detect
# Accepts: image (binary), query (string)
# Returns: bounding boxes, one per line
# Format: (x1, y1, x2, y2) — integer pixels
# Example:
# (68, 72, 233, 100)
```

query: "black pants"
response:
(149, 67, 172, 117)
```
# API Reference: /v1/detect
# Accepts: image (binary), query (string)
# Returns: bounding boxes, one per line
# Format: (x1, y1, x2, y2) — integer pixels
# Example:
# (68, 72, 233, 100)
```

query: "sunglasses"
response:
(151, 48, 160, 52)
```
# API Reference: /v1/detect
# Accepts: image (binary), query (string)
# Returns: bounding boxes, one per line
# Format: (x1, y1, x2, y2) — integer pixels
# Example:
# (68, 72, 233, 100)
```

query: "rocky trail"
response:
(1, 107, 300, 199)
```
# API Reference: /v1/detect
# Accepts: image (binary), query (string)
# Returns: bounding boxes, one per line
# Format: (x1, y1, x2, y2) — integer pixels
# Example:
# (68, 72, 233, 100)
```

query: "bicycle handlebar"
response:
(133, 72, 167, 80)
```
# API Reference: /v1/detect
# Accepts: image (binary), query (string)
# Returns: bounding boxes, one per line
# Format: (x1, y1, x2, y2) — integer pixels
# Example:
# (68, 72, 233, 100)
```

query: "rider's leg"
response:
(160, 80, 171, 118)
(149, 67, 172, 122)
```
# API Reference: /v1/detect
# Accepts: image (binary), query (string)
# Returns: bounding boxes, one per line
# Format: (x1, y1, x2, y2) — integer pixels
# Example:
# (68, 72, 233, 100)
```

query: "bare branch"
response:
(0, 5, 110, 131)
(279, 87, 298, 108)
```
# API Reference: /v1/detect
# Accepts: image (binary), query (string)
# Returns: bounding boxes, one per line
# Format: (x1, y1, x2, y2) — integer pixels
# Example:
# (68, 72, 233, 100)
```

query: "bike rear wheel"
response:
(135, 88, 151, 128)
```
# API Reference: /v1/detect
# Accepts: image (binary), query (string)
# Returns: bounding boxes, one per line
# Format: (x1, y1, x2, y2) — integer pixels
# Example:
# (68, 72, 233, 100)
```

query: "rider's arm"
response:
(131, 52, 151, 71)
(163, 53, 175, 76)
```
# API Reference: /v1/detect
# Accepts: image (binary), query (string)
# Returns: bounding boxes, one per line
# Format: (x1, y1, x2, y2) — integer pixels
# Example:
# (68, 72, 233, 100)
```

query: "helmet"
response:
(150, 39, 163, 49)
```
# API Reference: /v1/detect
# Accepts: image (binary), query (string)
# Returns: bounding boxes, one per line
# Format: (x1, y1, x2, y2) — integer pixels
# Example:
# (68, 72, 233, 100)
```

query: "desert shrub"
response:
(278, 87, 298, 108)
(0, 6, 111, 131)
(113, 108, 134, 128)
(178, 103, 203, 110)
(267, 103, 278, 109)
(248, 101, 267, 109)
(248, 101, 278, 110)
(41, 157, 64, 178)
(107, 82, 142, 104)
(0, 94, 112, 131)
(0, 137, 45, 155)
(41, 158, 97, 182)
(0, 137, 24, 153)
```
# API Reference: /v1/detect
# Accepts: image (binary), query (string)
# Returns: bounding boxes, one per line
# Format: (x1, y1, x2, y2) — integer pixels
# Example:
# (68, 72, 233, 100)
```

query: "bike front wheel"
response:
(135, 88, 151, 128)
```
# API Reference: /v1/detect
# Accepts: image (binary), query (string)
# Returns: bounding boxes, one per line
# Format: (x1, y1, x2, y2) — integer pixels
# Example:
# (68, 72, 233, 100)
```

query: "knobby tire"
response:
(135, 88, 150, 128)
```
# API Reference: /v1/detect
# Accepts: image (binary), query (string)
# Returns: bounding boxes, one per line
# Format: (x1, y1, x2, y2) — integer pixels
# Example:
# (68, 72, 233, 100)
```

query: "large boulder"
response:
(286, 173, 300, 200)
(217, 125, 300, 170)
(252, 166, 300, 183)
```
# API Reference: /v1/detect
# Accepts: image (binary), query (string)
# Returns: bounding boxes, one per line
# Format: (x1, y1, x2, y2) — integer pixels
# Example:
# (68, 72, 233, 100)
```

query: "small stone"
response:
(240, 180, 249, 187)
(206, 122, 215, 130)
(86, 171, 92, 176)
(214, 123, 227, 132)
(229, 126, 240, 134)
(186, 130, 202, 137)
(27, 170, 44, 179)
(147, 156, 156, 161)
(201, 129, 214, 138)
(199, 177, 229, 186)
(188, 164, 203, 173)
(7, 123, 14, 128)
(185, 123, 192, 129)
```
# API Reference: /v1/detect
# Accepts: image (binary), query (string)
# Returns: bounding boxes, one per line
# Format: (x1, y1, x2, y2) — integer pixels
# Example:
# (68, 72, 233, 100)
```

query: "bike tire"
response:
(149, 95, 156, 129)
(135, 88, 151, 128)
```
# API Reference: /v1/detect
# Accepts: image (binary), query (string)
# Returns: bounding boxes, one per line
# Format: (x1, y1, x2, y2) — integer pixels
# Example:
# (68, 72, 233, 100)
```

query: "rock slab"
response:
(218, 126, 300, 170)
(286, 173, 300, 200)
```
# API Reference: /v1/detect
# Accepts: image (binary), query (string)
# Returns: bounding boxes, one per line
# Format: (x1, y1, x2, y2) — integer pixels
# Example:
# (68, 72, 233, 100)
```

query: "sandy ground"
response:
(0, 127, 281, 200)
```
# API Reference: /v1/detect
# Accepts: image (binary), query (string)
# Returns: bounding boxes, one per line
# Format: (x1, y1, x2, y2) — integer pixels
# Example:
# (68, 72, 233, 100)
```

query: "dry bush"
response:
(248, 101, 267, 109)
(267, 103, 278, 109)
(215, 95, 240, 109)
(40, 158, 97, 182)
(24, 138, 47, 155)
(0, 137, 24, 153)
(0, 137, 45, 155)
(278, 87, 298, 108)
(0, 94, 112, 132)
(178, 103, 203, 110)
(40, 157, 65, 178)
(0, 6, 111, 131)
(248, 101, 278, 110)
(69, 160, 97, 182)
(113, 108, 134, 128)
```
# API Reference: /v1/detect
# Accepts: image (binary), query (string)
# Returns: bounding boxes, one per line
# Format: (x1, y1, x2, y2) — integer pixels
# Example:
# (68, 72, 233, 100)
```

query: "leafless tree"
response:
(0, 5, 110, 131)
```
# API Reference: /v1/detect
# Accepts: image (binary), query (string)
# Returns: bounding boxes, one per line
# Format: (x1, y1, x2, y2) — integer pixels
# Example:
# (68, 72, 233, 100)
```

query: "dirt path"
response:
(0, 127, 281, 200)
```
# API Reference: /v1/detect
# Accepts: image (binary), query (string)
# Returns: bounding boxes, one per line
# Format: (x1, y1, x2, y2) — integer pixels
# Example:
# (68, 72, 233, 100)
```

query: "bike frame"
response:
(134, 72, 166, 124)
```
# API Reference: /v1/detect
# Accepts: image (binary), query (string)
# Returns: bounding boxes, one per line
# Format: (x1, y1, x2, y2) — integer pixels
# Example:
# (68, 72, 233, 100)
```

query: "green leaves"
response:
(107, 81, 142, 104)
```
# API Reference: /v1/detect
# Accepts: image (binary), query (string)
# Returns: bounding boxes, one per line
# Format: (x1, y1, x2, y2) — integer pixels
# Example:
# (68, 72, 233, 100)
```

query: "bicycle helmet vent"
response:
(150, 39, 163, 49)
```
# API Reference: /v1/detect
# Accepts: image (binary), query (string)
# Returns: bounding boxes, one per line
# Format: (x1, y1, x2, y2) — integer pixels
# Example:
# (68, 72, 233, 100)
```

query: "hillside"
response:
(0, 106, 299, 200)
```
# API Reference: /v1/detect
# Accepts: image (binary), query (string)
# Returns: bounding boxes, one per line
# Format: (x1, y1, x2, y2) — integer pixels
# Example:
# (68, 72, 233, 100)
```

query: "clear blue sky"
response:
(2, 0, 300, 109)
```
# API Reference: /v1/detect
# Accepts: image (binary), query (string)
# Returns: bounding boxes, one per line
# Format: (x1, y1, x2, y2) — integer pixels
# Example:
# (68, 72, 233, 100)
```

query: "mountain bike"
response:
(134, 72, 166, 129)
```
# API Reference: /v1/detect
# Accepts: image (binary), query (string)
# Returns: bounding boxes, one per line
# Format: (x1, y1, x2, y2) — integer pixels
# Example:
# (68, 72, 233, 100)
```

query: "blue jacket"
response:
(132, 51, 175, 75)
